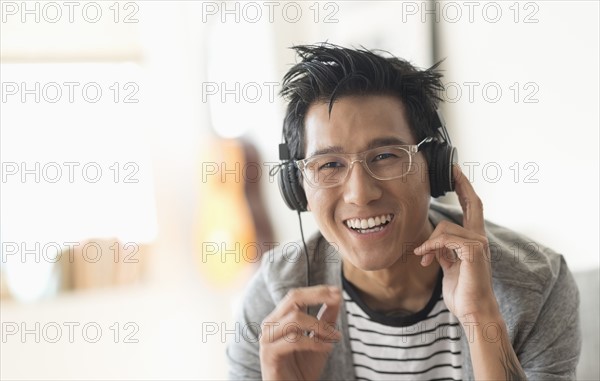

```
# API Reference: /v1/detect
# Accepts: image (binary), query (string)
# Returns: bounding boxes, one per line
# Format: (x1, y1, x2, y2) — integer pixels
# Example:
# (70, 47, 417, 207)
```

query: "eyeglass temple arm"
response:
(417, 137, 434, 149)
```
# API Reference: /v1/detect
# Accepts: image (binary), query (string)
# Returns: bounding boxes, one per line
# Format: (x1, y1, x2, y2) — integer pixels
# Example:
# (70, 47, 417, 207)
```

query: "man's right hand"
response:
(259, 285, 342, 381)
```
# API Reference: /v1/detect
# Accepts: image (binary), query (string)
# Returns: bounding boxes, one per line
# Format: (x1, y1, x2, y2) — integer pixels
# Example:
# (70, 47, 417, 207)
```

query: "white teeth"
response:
(345, 214, 393, 231)
(357, 226, 384, 234)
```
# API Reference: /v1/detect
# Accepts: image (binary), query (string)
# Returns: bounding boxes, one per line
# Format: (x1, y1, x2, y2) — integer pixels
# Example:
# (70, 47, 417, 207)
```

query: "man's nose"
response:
(342, 160, 382, 206)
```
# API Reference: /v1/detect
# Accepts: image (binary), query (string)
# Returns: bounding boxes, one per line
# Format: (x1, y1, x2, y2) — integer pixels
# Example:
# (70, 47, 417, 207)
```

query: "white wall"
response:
(435, 1, 599, 271)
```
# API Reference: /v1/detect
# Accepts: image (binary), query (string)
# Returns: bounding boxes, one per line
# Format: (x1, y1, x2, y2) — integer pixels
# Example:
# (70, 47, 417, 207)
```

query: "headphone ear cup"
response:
(277, 162, 308, 212)
(427, 141, 458, 198)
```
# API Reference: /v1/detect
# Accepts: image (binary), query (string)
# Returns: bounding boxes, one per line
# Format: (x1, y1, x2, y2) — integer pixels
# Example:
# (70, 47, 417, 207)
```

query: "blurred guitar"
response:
(195, 137, 273, 287)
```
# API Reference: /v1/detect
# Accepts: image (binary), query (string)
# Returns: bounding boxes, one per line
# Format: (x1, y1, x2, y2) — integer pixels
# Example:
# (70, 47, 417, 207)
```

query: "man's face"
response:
(303, 95, 432, 271)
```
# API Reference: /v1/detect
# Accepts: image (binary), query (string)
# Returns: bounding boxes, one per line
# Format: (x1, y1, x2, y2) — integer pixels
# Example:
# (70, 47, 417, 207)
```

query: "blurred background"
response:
(1, 1, 598, 379)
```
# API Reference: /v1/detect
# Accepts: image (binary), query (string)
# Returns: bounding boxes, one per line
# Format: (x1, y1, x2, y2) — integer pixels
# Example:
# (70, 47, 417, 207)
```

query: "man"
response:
(227, 44, 581, 380)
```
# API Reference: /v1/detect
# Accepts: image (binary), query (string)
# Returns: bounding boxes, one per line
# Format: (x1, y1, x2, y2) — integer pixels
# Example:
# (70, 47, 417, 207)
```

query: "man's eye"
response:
(319, 161, 343, 170)
(373, 152, 398, 161)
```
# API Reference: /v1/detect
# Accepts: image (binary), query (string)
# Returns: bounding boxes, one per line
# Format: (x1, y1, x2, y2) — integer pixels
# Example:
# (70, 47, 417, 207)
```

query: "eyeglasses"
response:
(296, 137, 433, 188)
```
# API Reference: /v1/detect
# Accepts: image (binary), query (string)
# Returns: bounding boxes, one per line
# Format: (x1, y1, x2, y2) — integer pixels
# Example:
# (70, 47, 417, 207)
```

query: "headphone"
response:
(276, 109, 458, 212)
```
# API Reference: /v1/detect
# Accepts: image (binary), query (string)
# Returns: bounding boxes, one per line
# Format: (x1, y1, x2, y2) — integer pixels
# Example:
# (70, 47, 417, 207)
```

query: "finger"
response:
(453, 164, 485, 235)
(265, 334, 335, 357)
(262, 311, 341, 344)
(419, 252, 437, 267)
(275, 285, 342, 316)
(416, 244, 457, 270)
(415, 233, 487, 264)
(316, 288, 342, 326)
(416, 221, 475, 267)
(282, 312, 342, 343)
(414, 220, 485, 258)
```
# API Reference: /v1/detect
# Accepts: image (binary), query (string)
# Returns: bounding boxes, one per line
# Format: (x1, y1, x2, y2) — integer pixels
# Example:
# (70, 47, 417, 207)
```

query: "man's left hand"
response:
(414, 164, 499, 322)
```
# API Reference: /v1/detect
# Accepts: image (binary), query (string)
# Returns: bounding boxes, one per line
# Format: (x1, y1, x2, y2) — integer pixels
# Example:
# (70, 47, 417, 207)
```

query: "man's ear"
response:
(306, 202, 311, 211)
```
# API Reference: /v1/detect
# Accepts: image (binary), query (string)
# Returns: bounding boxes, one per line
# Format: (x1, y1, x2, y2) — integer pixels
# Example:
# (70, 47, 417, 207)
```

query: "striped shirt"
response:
(343, 271, 463, 381)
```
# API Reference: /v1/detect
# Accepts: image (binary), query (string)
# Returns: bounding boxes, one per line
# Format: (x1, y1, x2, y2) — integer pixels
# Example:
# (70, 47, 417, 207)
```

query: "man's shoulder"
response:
(484, 218, 565, 294)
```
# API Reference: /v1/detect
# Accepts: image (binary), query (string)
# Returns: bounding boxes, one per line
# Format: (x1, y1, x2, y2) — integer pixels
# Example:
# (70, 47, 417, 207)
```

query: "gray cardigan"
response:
(227, 202, 581, 380)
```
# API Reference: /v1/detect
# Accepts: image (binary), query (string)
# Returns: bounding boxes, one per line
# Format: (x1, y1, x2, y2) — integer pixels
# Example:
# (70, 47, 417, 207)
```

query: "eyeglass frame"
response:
(295, 137, 434, 188)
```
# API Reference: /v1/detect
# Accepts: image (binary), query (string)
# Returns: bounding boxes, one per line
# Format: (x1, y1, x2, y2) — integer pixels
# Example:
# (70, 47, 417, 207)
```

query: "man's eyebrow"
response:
(307, 136, 412, 157)
(365, 137, 411, 150)
(308, 145, 345, 157)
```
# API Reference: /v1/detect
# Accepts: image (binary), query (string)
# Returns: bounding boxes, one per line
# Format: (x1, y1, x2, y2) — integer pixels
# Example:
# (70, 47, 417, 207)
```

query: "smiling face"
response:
(303, 95, 433, 271)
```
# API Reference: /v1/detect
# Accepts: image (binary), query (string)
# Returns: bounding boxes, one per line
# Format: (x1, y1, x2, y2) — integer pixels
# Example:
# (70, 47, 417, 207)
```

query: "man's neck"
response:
(342, 219, 440, 315)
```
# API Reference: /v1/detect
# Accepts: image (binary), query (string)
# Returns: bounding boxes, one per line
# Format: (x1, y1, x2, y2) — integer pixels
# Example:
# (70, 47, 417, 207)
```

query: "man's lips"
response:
(344, 213, 394, 231)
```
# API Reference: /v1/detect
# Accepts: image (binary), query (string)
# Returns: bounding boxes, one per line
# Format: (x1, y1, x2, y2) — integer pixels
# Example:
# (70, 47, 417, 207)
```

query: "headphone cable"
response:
(297, 210, 311, 288)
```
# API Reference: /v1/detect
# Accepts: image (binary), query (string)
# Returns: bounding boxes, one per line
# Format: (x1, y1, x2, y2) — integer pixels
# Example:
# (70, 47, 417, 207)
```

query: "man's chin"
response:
(343, 250, 400, 272)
